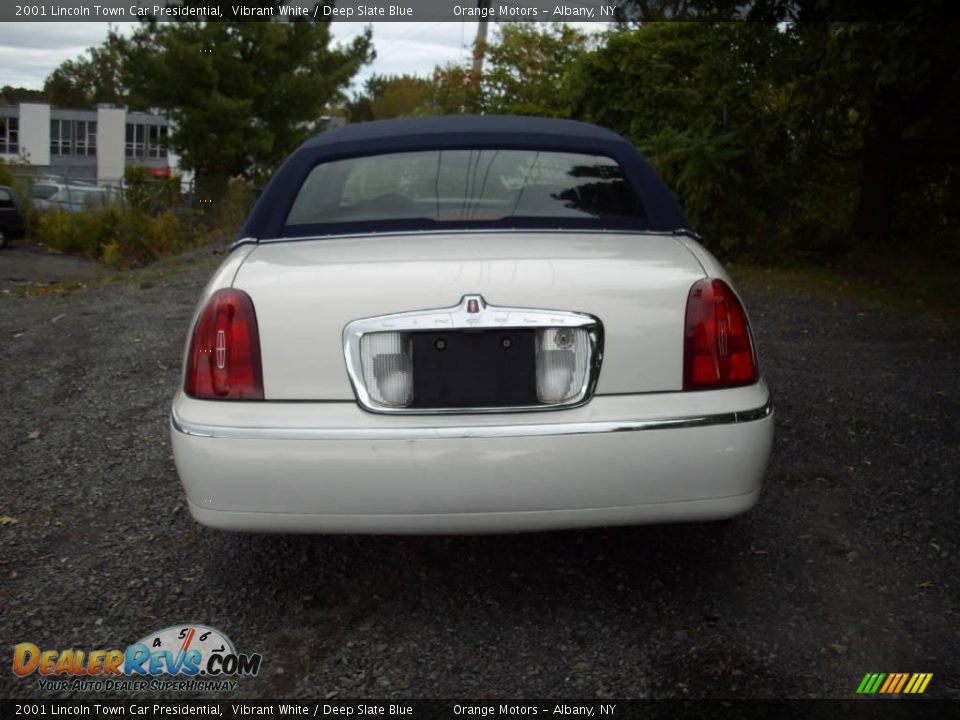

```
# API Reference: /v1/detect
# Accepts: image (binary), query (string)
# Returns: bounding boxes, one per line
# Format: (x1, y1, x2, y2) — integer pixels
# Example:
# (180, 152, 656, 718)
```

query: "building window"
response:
(148, 125, 168, 158)
(0, 117, 18, 155)
(51, 120, 98, 157)
(75, 121, 86, 156)
(51, 119, 76, 156)
(126, 123, 147, 158)
(73, 120, 97, 156)
(126, 122, 168, 159)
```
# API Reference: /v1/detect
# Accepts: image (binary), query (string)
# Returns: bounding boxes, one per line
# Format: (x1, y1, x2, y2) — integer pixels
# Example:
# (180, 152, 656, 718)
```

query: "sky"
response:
(0, 21, 482, 92)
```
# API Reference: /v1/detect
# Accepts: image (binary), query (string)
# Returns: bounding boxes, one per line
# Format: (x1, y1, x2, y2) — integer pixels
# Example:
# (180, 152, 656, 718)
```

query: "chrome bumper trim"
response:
(170, 397, 772, 441)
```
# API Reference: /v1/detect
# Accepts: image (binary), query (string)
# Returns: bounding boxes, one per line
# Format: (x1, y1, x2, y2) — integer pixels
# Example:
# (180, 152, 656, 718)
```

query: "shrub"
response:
(123, 165, 181, 214)
(100, 240, 124, 269)
(36, 209, 122, 257)
(220, 176, 256, 236)
(34, 204, 195, 268)
(0, 162, 17, 188)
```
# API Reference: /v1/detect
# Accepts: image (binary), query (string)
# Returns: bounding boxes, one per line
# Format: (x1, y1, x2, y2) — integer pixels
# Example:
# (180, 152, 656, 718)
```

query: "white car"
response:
(33, 181, 111, 212)
(171, 116, 773, 534)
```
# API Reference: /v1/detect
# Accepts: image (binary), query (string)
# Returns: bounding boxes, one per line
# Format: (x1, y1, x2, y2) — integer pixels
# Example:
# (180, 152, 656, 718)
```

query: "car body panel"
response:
(672, 231, 731, 283)
(233, 231, 705, 399)
(185, 492, 763, 534)
(171, 382, 772, 533)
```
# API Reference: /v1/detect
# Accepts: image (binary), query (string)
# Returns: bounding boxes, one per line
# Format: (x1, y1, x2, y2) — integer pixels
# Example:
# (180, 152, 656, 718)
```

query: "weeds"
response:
(30, 175, 256, 269)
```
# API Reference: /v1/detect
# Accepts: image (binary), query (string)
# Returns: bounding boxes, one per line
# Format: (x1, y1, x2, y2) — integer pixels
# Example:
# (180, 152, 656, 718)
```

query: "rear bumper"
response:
(170, 383, 773, 534)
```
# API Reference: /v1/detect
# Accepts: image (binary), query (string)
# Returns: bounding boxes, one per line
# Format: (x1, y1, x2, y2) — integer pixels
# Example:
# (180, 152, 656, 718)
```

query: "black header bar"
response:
(0, 699, 954, 720)
(3, 1, 958, 23)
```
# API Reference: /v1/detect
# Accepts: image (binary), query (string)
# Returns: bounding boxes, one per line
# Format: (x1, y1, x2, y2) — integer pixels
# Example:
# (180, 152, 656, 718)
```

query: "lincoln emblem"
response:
(215, 329, 226, 369)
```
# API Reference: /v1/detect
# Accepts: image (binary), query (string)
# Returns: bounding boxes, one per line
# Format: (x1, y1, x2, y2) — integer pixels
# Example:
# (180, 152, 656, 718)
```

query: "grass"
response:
(729, 253, 960, 322)
(104, 250, 221, 284)
(7, 249, 223, 299)
(10, 281, 92, 298)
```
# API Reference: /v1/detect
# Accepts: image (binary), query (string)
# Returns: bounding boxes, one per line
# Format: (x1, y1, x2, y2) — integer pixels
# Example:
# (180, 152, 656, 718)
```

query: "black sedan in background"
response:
(0, 184, 25, 248)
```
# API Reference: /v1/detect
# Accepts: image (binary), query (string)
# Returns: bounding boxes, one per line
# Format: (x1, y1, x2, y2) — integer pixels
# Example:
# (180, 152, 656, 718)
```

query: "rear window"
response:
(284, 149, 646, 235)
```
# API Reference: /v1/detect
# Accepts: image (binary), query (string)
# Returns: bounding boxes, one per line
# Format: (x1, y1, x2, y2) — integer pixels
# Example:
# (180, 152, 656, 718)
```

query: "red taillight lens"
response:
(185, 288, 264, 400)
(683, 278, 757, 390)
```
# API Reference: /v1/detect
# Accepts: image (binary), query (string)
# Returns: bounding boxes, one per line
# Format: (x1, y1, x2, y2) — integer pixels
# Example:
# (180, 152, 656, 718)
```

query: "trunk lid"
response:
(232, 232, 705, 400)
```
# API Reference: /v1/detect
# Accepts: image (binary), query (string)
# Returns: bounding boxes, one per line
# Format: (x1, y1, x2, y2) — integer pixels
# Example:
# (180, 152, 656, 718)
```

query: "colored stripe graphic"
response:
(905, 673, 933, 694)
(882, 673, 904, 694)
(879, 674, 897, 693)
(857, 673, 932, 694)
(893, 673, 909, 693)
(857, 673, 885, 694)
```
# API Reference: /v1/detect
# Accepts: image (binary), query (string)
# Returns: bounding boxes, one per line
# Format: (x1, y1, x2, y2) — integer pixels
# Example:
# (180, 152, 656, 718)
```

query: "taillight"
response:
(185, 288, 264, 400)
(683, 278, 757, 390)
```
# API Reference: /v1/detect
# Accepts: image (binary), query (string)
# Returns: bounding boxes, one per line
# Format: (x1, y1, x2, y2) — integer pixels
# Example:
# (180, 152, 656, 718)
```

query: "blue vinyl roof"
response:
(302, 115, 627, 146)
(241, 115, 690, 239)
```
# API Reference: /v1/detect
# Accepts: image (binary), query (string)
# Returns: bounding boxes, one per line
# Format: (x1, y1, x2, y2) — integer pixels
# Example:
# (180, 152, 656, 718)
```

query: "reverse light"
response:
(360, 332, 413, 407)
(535, 327, 589, 404)
(683, 278, 757, 390)
(185, 289, 264, 400)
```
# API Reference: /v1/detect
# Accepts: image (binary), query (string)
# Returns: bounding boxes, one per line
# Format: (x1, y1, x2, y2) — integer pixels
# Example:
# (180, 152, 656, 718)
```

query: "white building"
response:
(0, 103, 181, 186)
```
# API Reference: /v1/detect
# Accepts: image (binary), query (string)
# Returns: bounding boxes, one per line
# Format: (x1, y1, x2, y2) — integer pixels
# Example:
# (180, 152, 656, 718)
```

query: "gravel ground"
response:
(1, 254, 957, 700)
(0, 243, 106, 292)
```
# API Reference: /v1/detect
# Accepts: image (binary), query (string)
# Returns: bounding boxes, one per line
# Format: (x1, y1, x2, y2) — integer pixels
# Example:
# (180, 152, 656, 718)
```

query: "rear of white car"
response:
(170, 116, 773, 533)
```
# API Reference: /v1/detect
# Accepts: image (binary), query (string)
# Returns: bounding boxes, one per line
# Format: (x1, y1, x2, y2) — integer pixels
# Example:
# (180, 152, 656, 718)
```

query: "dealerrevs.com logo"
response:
(13, 624, 262, 692)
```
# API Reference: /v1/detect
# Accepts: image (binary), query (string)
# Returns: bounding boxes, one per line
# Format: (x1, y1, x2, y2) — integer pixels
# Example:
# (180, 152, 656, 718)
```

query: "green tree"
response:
(123, 13, 373, 179)
(482, 23, 590, 116)
(1, 86, 47, 105)
(606, 1, 960, 256)
(345, 74, 435, 122)
(371, 74, 435, 119)
(427, 24, 590, 117)
(343, 76, 385, 123)
(784, 21, 960, 250)
(430, 63, 481, 115)
(44, 31, 130, 108)
(566, 22, 796, 258)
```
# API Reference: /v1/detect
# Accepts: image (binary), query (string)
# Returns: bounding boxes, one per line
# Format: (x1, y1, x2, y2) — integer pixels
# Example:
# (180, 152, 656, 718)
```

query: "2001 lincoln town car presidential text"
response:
(170, 115, 774, 533)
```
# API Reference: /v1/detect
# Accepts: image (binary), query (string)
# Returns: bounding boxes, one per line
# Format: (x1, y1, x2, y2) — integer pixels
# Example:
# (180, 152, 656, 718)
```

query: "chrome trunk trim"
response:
(342, 294, 604, 414)
(253, 228, 677, 246)
(170, 397, 772, 442)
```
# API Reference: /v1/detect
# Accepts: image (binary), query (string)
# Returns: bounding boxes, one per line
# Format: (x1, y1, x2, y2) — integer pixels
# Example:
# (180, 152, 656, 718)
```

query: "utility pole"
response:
(471, 0, 493, 78)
